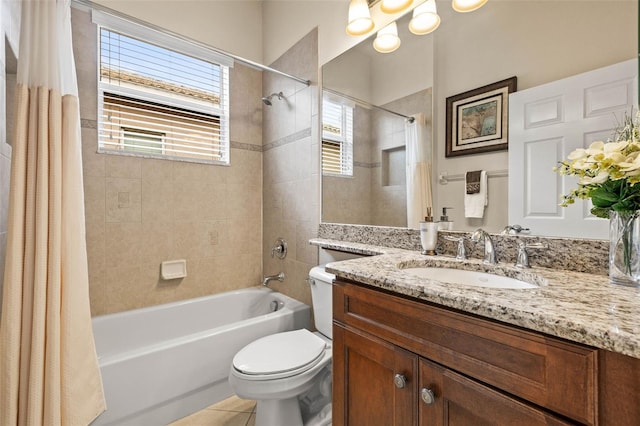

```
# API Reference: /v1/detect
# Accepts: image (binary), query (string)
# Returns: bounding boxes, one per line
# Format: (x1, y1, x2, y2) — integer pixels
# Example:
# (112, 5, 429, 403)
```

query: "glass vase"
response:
(609, 210, 640, 286)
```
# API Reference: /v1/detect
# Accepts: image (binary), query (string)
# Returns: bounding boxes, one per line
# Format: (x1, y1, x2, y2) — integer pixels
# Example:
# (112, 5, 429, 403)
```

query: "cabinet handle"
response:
(393, 374, 407, 389)
(420, 388, 436, 405)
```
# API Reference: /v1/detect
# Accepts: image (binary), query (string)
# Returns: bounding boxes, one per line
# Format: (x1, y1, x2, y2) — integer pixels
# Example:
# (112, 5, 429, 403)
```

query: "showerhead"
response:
(261, 92, 284, 106)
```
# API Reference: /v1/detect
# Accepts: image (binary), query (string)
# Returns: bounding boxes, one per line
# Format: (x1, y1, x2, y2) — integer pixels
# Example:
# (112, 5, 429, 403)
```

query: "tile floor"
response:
(169, 395, 256, 426)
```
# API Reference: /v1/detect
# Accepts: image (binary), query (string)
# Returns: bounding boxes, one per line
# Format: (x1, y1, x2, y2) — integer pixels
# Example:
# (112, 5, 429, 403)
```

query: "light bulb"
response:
(373, 22, 401, 53)
(346, 0, 375, 36)
(452, 0, 489, 13)
(380, 0, 413, 14)
(409, 0, 440, 35)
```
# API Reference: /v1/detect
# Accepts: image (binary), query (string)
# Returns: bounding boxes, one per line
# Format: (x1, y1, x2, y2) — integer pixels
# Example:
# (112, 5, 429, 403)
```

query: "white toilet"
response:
(229, 266, 335, 426)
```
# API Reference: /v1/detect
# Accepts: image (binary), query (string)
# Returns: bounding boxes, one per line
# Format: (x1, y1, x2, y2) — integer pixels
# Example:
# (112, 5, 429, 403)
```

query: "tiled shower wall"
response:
(72, 9, 264, 315)
(262, 29, 319, 307)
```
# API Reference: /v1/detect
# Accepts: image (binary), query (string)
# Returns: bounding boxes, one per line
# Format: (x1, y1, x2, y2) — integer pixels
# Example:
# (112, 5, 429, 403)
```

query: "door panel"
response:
(509, 59, 637, 238)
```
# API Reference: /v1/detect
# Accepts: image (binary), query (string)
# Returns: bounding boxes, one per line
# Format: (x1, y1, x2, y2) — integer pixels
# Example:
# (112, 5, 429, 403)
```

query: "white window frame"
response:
(322, 99, 354, 177)
(93, 11, 232, 165)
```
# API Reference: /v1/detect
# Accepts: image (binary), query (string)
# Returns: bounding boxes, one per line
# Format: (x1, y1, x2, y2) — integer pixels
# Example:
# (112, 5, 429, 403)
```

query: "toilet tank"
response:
(308, 265, 335, 339)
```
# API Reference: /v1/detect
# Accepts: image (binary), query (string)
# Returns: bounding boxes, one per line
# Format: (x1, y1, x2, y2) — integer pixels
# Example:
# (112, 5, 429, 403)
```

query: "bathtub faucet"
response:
(262, 272, 285, 286)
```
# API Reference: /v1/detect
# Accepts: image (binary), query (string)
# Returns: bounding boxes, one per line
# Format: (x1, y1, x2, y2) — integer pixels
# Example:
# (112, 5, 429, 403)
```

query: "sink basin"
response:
(402, 267, 538, 289)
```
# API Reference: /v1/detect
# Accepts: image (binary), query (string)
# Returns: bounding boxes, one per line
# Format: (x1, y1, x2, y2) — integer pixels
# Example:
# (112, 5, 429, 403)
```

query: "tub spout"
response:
(262, 272, 285, 286)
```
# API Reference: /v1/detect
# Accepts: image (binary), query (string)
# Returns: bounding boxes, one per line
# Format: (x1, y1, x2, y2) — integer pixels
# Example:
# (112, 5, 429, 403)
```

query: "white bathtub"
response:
(90, 287, 311, 426)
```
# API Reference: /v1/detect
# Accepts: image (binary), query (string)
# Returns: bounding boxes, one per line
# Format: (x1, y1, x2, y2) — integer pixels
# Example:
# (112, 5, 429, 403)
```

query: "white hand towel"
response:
(464, 170, 488, 218)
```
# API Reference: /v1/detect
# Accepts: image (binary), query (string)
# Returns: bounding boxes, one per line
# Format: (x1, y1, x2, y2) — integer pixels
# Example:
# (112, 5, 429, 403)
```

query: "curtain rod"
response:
(323, 88, 415, 123)
(71, 0, 311, 87)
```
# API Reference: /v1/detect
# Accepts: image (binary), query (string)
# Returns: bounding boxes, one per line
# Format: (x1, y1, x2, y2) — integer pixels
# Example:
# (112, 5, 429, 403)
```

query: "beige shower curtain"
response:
(406, 112, 433, 229)
(0, 1, 106, 425)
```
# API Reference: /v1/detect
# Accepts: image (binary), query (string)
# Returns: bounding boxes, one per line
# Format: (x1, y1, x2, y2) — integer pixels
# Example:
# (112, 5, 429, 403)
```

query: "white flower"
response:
(586, 141, 605, 155)
(567, 148, 587, 161)
(579, 171, 609, 185)
(571, 158, 591, 170)
(604, 140, 629, 154)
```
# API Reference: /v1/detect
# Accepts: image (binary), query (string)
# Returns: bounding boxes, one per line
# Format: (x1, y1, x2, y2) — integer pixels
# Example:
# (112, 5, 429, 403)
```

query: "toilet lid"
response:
(233, 329, 327, 376)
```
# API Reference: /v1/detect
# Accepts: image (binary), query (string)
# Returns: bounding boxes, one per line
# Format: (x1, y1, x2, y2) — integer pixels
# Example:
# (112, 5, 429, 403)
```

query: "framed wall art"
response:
(445, 77, 517, 157)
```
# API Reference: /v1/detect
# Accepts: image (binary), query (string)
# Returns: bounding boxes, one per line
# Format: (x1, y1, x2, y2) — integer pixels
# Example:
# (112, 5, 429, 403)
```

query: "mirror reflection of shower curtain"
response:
(405, 113, 433, 229)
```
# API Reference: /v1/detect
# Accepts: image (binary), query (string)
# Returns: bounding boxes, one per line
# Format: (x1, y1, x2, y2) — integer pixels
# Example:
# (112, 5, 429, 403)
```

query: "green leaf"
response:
(590, 207, 611, 218)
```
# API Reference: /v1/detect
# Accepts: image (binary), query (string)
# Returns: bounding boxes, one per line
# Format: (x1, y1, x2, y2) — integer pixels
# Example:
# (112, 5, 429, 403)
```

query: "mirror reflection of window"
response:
(322, 99, 353, 176)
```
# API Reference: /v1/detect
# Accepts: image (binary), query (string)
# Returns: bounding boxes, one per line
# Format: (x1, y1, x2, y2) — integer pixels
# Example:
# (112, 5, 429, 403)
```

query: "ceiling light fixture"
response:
(347, 0, 489, 54)
(346, 0, 375, 36)
(373, 22, 401, 53)
(408, 0, 440, 35)
(451, 0, 489, 13)
(380, 0, 414, 14)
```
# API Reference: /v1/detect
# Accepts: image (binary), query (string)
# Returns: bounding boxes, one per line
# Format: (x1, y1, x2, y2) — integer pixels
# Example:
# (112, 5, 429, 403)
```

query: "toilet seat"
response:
(232, 329, 328, 380)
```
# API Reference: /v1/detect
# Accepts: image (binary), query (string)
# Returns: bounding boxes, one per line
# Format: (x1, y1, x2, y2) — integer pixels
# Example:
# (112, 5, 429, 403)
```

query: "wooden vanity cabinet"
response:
(332, 279, 640, 425)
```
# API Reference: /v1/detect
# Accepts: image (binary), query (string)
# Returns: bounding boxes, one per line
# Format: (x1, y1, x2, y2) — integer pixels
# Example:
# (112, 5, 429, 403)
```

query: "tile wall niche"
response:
(72, 9, 264, 315)
(262, 29, 320, 307)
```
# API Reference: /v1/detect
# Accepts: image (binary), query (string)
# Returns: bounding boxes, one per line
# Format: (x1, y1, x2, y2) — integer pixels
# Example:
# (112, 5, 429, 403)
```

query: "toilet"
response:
(229, 266, 335, 426)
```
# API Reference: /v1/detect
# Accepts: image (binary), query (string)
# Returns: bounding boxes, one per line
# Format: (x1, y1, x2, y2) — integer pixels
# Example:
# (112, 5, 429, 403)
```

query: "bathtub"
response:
(90, 287, 311, 426)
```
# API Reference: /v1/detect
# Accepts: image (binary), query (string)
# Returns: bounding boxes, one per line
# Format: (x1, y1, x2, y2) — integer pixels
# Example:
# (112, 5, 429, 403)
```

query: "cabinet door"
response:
(333, 324, 418, 426)
(419, 359, 574, 426)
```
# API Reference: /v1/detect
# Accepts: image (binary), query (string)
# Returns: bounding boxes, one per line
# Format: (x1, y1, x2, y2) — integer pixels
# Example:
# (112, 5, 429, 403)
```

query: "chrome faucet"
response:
(262, 272, 285, 286)
(470, 228, 497, 264)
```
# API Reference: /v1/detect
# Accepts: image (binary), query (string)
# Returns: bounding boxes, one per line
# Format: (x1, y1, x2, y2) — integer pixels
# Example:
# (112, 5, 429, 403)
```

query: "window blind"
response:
(322, 99, 353, 176)
(97, 26, 230, 164)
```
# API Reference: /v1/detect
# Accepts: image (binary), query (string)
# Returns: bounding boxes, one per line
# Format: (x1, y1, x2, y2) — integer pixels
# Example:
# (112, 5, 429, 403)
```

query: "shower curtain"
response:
(406, 112, 433, 229)
(0, 0, 106, 424)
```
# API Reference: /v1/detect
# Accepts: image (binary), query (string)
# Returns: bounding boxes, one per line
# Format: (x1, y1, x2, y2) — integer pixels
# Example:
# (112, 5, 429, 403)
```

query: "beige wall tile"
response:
(228, 148, 261, 186)
(86, 221, 105, 278)
(228, 217, 262, 257)
(227, 182, 261, 220)
(141, 178, 173, 223)
(104, 265, 143, 312)
(71, 8, 97, 121)
(141, 222, 173, 265)
(83, 175, 105, 224)
(88, 273, 107, 316)
(106, 155, 142, 179)
(230, 64, 263, 145)
(105, 222, 142, 267)
(141, 158, 173, 181)
(172, 221, 229, 260)
(105, 177, 142, 223)
(81, 128, 105, 178)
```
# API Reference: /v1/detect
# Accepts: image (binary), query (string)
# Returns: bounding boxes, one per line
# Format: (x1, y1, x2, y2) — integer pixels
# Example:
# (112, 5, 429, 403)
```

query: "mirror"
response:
(321, 0, 637, 237)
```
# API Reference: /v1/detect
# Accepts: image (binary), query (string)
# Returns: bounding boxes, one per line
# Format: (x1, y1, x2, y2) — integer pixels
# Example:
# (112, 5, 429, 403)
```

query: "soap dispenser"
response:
(419, 208, 438, 255)
(438, 207, 454, 231)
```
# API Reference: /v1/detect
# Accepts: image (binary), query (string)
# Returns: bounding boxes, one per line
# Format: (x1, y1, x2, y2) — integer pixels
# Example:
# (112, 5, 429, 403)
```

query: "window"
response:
(94, 12, 232, 164)
(322, 99, 354, 176)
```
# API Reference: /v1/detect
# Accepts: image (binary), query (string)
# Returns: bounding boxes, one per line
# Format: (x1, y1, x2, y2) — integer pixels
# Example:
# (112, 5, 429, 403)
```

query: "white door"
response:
(508, 59, 637, 238)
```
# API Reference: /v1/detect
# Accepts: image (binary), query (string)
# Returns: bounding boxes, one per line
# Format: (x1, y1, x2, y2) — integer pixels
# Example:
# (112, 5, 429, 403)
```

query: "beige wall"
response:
(72, 9, 265, 315)
(94, 0, 264, 63)
(262, 30, 319, 307)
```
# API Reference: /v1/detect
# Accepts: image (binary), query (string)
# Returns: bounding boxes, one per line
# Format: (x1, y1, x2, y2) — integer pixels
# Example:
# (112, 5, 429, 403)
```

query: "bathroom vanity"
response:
(312, 236, 640, 425)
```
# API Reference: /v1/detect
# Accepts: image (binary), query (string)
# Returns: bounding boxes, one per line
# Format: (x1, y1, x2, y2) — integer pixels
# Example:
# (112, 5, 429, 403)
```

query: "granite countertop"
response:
(311, 238, 640, 359)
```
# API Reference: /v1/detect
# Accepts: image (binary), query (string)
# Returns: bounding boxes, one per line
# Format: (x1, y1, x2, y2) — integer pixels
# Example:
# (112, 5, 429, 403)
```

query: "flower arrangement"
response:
(555, 111, 640, 218)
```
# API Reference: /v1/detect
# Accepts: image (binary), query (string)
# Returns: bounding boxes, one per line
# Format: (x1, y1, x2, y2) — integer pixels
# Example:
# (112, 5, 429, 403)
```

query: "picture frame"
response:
(445, 77, 517, 157)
